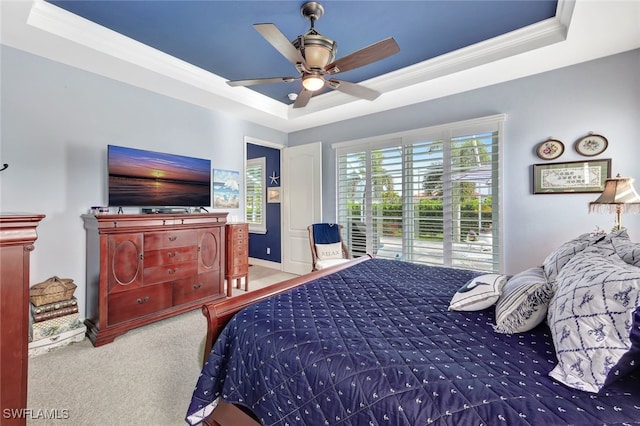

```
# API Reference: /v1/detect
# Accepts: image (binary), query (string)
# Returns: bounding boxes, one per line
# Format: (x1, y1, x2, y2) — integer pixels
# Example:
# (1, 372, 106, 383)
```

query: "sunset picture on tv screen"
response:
(108, 145, 211, 207)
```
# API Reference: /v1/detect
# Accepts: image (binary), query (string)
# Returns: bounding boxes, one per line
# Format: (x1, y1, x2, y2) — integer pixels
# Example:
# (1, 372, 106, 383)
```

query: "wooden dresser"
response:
(0, 213, 45, 426)
(225, 223, 249, 297)
(82, 213, 227, 346)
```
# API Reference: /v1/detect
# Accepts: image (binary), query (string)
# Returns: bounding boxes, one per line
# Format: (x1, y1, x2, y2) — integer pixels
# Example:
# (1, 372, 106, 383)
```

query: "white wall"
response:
(288, 49, 640, 274)
(2, 44, 639, 314)
(0, 46, 287, 316)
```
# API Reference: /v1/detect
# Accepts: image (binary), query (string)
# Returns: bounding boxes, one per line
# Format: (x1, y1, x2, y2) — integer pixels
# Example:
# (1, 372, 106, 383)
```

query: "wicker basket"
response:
(30, 276, 77, 306)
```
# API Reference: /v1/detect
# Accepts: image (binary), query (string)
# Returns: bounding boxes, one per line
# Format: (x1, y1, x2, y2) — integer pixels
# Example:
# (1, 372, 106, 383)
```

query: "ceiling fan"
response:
(226, 1, 400, 108)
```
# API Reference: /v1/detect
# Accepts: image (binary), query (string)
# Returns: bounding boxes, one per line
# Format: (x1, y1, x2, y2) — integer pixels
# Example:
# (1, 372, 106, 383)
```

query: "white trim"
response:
(333, 114, 507, 152)
(244, 136, 285, 151)
(8, 0, 634, 133)
(248, 258, 282, 271)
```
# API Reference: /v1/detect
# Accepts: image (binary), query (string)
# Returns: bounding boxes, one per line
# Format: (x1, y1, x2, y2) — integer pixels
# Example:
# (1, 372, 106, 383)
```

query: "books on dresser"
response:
(31, 297, 79, 322)
(31, 296, 77, 314)
(32, 305, 79, 322)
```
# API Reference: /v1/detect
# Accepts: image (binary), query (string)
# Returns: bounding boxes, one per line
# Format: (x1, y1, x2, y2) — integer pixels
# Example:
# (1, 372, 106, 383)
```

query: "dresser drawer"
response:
(172, 272, 221, 305)
(231, 246, 248, 256)
(108, 284, 172, 325)
(229, 253, 248, 267)
(228, 264, 247, 277)
(144, 261, 198, 285)
(230, 225, 247, 237)
(145, 230, 197, 250)
(144, 246, 197, 267)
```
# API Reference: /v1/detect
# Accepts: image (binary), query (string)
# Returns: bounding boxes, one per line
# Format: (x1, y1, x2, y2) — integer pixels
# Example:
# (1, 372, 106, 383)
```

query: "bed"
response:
(186, 230, 640, 426)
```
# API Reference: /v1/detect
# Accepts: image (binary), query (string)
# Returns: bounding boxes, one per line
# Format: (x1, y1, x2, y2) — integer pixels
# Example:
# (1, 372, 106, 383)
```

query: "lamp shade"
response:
(589, 174, 640, 214)
(589, 174, 640, 231)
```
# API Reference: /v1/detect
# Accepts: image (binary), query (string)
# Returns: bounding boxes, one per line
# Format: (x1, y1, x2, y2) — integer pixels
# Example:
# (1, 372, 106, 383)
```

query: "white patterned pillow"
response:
(449, 274, 508, 311)
(547, 244, 640, 393)
(494, 267, 553, 334)
(612, 229, 640, 267)
(542, 232, 604, 284)
(315, 242, 343, 260)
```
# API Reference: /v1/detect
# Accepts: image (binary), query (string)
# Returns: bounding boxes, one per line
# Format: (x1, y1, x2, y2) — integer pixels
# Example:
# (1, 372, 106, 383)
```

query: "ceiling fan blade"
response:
(254, 23, 306, 67)
(325, 37, 400, 74)
(226, 77, 298, 87)
(293, 89, 313, 108)
(327, 79, 380, 101)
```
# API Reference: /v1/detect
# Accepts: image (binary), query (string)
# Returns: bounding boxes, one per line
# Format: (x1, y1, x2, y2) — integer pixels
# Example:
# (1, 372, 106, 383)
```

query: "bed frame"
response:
(198, 256, 371, 426)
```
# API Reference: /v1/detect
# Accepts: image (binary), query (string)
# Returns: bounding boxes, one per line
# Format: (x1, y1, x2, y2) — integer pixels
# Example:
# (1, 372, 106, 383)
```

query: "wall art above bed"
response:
(575, 133, 608, 156)
(535, 138, 565, 160)
(532, 158, 611, 194)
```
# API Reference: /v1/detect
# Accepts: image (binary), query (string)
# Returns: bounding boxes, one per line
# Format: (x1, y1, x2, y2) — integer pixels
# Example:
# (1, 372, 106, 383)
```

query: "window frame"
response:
(245, 156, 266, 234)
(333, 114, 505, 273)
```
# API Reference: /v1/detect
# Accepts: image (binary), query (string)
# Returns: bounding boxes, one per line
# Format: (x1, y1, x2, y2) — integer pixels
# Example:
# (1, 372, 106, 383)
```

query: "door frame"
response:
(244, 136, 285, 270)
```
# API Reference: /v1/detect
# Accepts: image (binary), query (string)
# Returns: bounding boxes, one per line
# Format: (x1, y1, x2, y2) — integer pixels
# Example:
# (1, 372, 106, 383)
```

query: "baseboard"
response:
(248, 258, 282, 270)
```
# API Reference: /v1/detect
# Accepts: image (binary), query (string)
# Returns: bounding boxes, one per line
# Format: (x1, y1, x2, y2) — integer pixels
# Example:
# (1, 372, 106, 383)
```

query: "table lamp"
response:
(589, 174, 640, 231)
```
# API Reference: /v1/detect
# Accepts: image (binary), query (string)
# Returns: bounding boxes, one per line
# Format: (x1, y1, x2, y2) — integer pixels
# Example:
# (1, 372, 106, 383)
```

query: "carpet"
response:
(26, 265, 297, 425)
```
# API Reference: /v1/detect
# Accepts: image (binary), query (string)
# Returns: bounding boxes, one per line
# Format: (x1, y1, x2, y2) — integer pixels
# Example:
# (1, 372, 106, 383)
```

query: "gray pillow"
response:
(494, 267, 553, 334)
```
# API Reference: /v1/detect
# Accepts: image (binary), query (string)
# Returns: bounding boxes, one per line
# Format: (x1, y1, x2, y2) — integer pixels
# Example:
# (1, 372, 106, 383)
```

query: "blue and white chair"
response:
(307, 223, 351, 271)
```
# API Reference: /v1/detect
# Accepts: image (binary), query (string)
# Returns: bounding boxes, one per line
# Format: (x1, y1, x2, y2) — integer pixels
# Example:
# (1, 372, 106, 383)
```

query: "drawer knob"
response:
(137, 296, 150, 304)
(168, 252, 177, 258)
(168, 236, 177, 241)
(193, 283, 203, 290)
(167, 268, 178, 274)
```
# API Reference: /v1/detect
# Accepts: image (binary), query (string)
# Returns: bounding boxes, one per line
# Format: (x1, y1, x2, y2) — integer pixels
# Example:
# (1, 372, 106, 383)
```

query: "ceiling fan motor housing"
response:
(294, 2, 337, 70)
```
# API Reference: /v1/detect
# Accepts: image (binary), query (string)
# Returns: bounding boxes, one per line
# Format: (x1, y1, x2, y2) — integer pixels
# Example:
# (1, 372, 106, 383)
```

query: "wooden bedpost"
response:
(201, 303, 217, 367)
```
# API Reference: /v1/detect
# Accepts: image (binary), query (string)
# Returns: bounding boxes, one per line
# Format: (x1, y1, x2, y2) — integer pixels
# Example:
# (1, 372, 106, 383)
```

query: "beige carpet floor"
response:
(26, 265, 297, 426)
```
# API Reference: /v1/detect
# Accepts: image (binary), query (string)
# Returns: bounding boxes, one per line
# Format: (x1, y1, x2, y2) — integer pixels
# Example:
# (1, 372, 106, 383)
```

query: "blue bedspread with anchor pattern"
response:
(187, 258, 640, 425)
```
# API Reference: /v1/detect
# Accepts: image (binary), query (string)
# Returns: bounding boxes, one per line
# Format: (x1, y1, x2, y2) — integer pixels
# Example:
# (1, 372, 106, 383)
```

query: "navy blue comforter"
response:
(186, 258, 640, 425)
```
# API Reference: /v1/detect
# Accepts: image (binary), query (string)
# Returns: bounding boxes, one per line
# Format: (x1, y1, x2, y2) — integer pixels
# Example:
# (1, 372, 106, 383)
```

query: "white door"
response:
(282, 142, 322, 275)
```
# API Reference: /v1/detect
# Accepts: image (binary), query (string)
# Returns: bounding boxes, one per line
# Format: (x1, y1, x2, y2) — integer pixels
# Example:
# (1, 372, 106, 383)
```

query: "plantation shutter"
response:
(245, 157, 266, 233)
(336, 115, 503, 273)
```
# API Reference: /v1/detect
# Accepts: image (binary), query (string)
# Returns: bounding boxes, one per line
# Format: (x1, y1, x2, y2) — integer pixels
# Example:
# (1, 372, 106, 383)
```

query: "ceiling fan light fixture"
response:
(227, 1, 400, 108)
(294, 34, 336, 69)
(302, 74, 325, 91)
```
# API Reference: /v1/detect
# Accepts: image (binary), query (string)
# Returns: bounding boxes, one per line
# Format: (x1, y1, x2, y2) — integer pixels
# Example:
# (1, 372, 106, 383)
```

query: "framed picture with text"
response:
(532, 159, 611, 194)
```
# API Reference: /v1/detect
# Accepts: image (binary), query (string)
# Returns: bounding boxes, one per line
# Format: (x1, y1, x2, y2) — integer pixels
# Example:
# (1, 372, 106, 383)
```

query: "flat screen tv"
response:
(108, 145, 211, 207)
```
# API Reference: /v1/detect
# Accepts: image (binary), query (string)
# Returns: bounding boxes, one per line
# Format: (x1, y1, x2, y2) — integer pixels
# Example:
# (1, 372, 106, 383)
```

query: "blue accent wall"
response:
(247, 143, 281, 263)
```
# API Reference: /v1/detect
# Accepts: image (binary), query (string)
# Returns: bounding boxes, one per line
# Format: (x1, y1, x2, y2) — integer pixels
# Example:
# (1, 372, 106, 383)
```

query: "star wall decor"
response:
(270, 171, 280, 185)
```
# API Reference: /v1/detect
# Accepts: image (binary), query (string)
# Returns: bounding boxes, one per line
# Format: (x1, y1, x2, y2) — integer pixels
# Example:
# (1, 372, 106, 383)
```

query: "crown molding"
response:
(3, 0, 639, 133)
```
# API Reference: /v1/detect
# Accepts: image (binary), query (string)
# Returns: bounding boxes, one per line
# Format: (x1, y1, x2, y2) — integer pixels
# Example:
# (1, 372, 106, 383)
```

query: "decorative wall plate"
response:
(536, 139, 564, 160)
(575, 133, 608, 156)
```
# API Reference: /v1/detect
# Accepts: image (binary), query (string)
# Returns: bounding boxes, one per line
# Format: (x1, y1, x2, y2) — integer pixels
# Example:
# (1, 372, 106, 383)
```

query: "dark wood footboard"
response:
(201, 255, 371, 362)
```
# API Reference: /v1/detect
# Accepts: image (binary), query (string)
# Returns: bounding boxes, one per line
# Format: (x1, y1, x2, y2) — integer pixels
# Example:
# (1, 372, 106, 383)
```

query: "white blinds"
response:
(336, 115, 503, 273)
(245, 157, 266, 233)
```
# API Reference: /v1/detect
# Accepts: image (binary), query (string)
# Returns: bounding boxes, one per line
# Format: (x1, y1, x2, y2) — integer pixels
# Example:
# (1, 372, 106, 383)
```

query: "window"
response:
(335, 115, 503, 273)
(245, 157, 266, 233)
